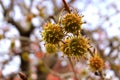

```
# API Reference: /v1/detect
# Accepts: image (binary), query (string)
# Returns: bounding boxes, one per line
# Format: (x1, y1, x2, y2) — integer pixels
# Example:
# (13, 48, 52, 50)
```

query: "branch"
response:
(0, 0, 5, 11)
(62, 0, 71, 13)
(8, 17, 34, 37)
(18, 72, 28, 80)
(68, 57, 78, 80)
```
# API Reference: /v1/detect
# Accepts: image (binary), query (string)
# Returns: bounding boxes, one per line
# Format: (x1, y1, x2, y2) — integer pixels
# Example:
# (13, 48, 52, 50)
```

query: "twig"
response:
(18, 72, 28, 80)
(99, 71, 105, 80)
(42, 55, 62, 79)
(42, 54, 75, 80)
(19, 36, 31, 42)
(23, 0, 33, 13)
(0, 0, 5, 11)
(5, 0, 14, 21)
(68, 57, 78, 80)
(43, 60, 61, 78)
(62, 0, 71, 13)
(88, 48, 94, 57)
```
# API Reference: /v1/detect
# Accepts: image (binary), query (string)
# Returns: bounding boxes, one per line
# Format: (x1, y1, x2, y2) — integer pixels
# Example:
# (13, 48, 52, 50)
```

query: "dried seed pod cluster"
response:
(61, 35, 90, 59)
(89, 54, 104, 72)
(61, 13, 83, 33)
(61, 40, 71, 56)
(42, 23, 64, 44)
(41, 7, 104, 74)
(69, 36, 90, 57)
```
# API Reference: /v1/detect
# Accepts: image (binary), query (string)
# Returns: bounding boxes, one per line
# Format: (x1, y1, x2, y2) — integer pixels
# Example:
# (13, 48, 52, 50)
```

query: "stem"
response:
(88, 48, 94, 57)
(99, 71, 105, 80)
(62, 0, 71, 13)
(68, 57, 78, 80)
(18, 72, 28, 80)
(42, 54, 62, 79)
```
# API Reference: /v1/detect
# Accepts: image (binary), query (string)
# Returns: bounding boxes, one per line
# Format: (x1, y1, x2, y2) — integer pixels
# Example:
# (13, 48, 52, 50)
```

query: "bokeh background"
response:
(0, 0, 120, 80)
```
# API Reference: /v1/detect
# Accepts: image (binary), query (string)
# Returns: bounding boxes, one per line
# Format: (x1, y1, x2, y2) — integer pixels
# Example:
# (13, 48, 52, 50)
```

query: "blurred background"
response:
(0, 0, 120, 80)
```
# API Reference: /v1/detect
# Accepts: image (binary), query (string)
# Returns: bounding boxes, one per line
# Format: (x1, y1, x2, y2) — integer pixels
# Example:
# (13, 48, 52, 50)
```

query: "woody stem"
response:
(68, 57, 78, 80)
(62, 0, 71, 13)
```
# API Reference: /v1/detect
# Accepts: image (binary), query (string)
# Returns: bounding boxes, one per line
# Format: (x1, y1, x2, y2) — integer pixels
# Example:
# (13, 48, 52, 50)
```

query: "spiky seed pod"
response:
(61, 40, 71, 56)
(61, 13, 83, 33)
(45, 43, 57, 54)
(42, 23, 64, 44)
(89, 54, 104, 72)
(69, 35, 90, 58)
